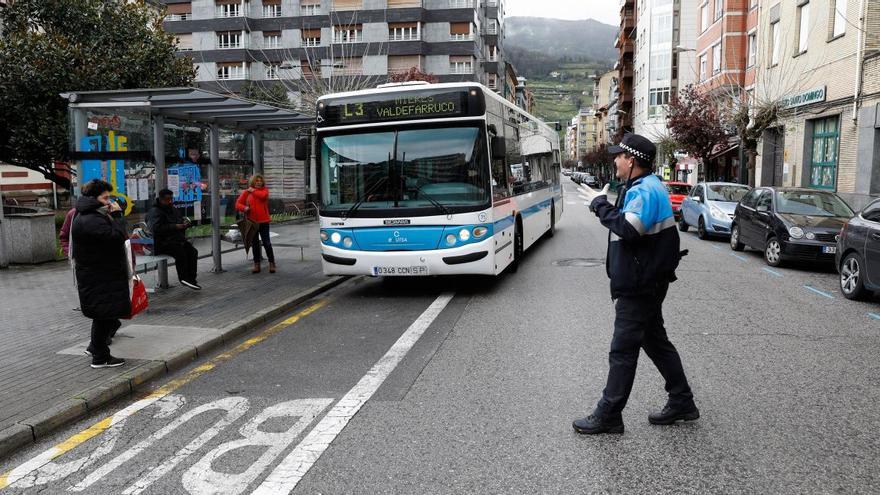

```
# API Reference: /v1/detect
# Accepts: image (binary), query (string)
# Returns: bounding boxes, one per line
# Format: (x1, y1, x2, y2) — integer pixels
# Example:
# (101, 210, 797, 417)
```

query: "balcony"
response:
(389, 33, 421, 41)
(164, 13, 192, 22)
(448, 0, 473, 8)
(620, 13, 634, 34)
(449, 33, 475, 41)
(619, 38, 633, 55)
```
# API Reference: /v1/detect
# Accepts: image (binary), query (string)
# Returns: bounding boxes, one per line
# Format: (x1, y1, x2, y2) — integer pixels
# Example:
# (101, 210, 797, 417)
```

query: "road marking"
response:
(730, 253, 748, 262)
(804, 286, 834, 299)
(711, 245, 722, 251)
(868, 313, 880, 321)
(253, 292, 456, 495)
(0, 299, 329, 490)
(763, 268, 783, 277)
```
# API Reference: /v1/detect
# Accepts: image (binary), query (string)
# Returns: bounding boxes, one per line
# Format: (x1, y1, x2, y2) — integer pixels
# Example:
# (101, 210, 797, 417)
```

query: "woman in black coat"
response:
(71, 179, 129, 369)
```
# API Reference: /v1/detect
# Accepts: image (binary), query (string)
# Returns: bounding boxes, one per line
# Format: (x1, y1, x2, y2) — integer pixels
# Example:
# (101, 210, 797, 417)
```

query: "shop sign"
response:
(781, 87, 826, 110)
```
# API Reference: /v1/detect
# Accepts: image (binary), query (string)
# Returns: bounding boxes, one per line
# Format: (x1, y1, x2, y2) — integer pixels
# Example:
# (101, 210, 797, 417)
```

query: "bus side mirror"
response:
(294, 137, 308, 161)
(491, 136, 506, 158)
(555, 123, 562, 132)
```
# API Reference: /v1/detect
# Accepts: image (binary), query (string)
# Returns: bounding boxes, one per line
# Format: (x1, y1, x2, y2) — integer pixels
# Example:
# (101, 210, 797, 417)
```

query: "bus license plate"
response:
(372, 265, 429, 276)
(822, 246, 837, 254)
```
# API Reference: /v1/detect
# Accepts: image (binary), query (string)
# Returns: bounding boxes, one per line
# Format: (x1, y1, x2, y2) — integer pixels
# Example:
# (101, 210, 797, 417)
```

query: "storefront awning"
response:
(59, 87, 313, 130)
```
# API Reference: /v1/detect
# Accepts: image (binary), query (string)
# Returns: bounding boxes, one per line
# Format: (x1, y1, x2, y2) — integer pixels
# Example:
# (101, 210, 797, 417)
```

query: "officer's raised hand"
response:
(578, 183, 610, 203)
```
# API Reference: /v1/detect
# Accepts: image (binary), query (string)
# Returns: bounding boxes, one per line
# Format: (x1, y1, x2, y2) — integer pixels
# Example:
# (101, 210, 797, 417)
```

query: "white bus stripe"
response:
(252, 293, 455, 495)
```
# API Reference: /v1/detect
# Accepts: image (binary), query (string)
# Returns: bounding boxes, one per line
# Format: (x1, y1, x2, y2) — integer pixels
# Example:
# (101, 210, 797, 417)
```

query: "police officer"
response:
(573, 133, 698, 435)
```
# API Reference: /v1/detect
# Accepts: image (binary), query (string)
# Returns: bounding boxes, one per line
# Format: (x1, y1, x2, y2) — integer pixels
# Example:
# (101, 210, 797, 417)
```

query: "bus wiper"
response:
(414, 186, 451, 217)
(344, 154, 392, 219)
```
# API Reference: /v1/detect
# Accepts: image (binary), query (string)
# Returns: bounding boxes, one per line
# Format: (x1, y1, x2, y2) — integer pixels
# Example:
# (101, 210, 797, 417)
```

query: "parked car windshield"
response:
(706, 184, 750, 202)
(775, 191, 854, 217)
(666, 184, 691, 195)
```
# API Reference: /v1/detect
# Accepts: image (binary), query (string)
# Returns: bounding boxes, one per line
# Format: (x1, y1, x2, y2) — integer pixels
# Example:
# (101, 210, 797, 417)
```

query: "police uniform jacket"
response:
(590, 173, 681, 298)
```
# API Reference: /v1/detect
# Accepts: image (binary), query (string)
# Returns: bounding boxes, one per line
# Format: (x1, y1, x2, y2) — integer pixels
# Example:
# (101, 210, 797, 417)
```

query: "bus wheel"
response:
(510, 219, 524, 273)
(546, 203, 556, 238)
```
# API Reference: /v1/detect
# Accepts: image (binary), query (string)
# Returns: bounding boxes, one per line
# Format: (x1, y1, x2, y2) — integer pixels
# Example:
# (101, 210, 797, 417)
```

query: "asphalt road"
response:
(2, 179, 879, 494)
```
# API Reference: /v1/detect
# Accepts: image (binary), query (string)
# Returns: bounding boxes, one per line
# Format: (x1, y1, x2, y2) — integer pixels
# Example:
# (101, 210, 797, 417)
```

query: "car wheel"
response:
(697, 217, 709, 240)
(764, 236, 783, 267)
(730, 224, 745, 251)
(678, 217, 689, 232)
(840, 252, 869, 300)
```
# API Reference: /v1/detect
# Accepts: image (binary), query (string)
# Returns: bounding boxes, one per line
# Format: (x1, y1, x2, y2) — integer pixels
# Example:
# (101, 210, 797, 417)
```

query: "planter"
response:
(1, 206, 57, 264)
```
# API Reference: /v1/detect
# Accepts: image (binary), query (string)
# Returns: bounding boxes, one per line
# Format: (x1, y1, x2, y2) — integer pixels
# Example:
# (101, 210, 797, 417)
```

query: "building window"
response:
(714, 0, 723, 21)
(217, 62, 248, 80)
(300, 59, 319, 77)
(648, 87, 670, 118)
(262, 1, 281, 18)
(263, 31, 281, 48)
(301, 0, 320, 15)
(265, 63, 280, 79)
(747, 33, 756, 67)
(217, 31, 243, 49)
(485, 19, 498, 35)
(700, 5, 709, 32)
(712, 42, 722, 74)
(389, 22, 419, 41)
(216, 1, 245, 18)
(487, 45, 498, 61)
(333, 24, 362, 44)
(797, 2, 810, 54)
(176, 33, 193, 51)
(699, 54, 707, 81)
(388, 55, 422, 74)
(302, 29, 321, 47)
(387, 0, 422, 7)
(810, 116, 839, 189)
(652, 13, 672, 43)
(449, 22, 473, 41)
(165, 3, 192, 21)
(770, 21, 780, 66)
(650, 52, 671, 82)
(450, 56, 473, 74)
(331, 0, 363, 10)
(832, 0, 847, 38)
(448, 0, 472, 7)
(338, 57, 363, 75)
(488, 73, 498, 90)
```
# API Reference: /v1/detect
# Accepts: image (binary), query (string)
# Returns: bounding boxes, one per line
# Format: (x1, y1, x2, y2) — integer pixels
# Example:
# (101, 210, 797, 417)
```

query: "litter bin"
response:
(1, 206, 57, 264)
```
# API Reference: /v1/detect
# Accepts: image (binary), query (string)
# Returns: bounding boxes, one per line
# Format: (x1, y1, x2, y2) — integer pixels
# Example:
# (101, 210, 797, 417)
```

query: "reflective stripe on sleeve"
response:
(624, 212, 646, 235)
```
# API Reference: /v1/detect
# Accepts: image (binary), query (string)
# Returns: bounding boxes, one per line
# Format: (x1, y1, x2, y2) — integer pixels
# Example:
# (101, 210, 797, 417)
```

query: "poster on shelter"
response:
(166, 164, 202, 205)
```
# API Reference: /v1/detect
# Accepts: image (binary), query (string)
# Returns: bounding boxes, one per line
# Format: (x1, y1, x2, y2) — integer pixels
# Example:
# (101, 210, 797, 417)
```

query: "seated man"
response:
(146, 189, 201, 290)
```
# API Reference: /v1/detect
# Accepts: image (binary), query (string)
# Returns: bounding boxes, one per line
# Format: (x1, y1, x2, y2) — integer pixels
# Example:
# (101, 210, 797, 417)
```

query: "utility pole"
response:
(0, 191, 8, 269)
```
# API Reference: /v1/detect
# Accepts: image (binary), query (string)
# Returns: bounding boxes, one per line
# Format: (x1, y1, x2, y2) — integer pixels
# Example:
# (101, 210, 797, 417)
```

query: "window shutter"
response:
(387, 0, 421, 7)
(389, 22, 418, 29)
(450, 55, 472, 63)
(263, 0, 281, 4)
(302, 29, 321, 38)
(301, 0, 320, 5)
(176, 33, 193, 50)
(264, 30, 281, 37)
(216, 0, 241, 5)
(388, 55, 421, 71)
(331, 0, 362, 10)
(450, 22, 471, 35)
(167, 3, 192, 14)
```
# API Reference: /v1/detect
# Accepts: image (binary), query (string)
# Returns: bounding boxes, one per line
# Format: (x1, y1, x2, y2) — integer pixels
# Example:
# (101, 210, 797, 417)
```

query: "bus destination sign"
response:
(319, 89, 483, 126)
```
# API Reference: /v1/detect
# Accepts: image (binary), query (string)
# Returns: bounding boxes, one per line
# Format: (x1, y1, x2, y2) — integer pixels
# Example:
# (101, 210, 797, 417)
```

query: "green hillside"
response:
(526, 62, 607, 127)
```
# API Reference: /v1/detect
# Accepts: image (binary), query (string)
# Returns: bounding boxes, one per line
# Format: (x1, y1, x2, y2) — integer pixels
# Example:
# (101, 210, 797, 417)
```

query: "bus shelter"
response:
(61, 87, 313, 283)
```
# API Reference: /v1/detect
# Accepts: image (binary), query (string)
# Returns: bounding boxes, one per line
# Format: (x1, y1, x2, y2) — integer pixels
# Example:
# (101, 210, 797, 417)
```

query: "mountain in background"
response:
(505, 17, 618, 78)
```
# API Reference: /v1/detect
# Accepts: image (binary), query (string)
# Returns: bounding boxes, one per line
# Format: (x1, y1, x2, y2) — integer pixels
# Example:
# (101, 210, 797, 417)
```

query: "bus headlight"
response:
(330, 232, 342, 244)
(446, 234, 457, 246)
(320, 231, 329, 242)
(459, 229, 471, 241)
(343, 237, 353, 248)
(473, 226, 488, 238)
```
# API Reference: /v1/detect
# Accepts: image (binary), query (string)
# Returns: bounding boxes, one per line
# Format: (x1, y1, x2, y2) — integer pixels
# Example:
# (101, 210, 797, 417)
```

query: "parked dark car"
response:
(836, 198, 880, 300)
(730, 187, 854, 267)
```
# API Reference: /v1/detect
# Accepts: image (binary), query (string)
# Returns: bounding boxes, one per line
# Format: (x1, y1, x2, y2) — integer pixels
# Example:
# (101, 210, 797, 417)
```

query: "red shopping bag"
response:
(125, 276, 149, 319)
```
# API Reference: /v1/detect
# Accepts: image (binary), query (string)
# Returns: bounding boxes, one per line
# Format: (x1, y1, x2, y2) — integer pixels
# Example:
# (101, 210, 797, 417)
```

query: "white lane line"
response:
(252, 293, 456, 495)
(763, 267, 783, 277)
(804, 285, 834, 299)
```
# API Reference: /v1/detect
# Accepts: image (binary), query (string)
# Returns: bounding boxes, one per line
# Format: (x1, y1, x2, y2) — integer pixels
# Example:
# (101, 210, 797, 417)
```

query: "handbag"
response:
(125, 275, 149, 319)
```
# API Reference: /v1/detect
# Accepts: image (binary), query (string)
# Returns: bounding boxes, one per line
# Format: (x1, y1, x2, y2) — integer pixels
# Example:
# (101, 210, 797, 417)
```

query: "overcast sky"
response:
(505, 0, 619, 26)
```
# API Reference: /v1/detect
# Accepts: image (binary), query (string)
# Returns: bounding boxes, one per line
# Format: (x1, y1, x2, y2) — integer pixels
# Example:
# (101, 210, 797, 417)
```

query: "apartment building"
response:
(614, 0, 636, 135)
(569, 108, 598, 162)
(632, 0, 698, 144)
(592, 69, 617, 148)
(753, 0, 878, 209)
(159, 0, 508, 99)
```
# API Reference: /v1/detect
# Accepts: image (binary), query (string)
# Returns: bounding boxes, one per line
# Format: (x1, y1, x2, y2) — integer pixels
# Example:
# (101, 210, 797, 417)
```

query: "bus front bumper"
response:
(320, 237, 497, 276)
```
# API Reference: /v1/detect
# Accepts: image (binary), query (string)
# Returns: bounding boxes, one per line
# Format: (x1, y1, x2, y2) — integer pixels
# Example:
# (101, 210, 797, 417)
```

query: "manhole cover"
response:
(552, 258, 605, 267)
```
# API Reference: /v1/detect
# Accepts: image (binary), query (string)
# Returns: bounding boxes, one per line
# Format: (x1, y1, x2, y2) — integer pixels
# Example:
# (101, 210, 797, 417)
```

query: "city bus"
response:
(305, 82, 562, 277)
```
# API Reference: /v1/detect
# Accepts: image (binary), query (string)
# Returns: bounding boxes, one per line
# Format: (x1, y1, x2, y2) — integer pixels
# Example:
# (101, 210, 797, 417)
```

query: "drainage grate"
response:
(552, 258, 605, 267)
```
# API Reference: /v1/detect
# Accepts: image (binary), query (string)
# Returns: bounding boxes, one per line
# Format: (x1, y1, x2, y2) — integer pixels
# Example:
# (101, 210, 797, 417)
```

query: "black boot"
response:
(648, 403, 700, 425)
(572, 413, 624, 435)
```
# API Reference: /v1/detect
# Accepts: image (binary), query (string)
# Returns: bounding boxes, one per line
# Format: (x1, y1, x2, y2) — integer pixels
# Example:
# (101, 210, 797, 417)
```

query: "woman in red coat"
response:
(235, 174, 275, 273)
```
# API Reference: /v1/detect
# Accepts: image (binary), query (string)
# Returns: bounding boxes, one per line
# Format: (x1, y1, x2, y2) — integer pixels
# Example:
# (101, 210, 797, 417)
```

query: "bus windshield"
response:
(320, 126, 490, 216)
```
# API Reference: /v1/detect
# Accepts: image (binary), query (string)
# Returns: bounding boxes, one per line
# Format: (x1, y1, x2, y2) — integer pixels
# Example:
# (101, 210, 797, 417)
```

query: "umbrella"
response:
(236, 217, 259, 255)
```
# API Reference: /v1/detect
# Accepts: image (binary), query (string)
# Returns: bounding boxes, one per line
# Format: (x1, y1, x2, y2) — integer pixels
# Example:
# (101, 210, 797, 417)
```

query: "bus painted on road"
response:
(313, 82, 562, 276)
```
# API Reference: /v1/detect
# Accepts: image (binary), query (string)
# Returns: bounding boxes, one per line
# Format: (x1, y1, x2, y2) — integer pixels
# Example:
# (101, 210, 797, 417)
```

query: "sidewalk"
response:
(0, 220, 344, 459)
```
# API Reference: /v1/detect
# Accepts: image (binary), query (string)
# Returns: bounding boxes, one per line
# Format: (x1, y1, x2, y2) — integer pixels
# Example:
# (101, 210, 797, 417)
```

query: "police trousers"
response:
(596, 282, 694, 416)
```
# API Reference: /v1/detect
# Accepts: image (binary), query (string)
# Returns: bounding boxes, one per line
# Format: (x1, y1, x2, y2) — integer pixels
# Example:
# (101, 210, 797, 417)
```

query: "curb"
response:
(0, 275, 351, 462)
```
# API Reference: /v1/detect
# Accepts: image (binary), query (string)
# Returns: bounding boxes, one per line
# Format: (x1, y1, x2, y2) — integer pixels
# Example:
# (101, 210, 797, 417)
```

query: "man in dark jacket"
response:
(71, 179, 128, 369)
(572, 133, 698, 435)
(146, 189, 200, 290)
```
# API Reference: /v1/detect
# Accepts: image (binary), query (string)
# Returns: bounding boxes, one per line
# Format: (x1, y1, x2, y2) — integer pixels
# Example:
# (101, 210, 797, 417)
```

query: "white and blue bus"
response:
(309, 82, 562, 276)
